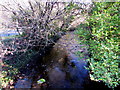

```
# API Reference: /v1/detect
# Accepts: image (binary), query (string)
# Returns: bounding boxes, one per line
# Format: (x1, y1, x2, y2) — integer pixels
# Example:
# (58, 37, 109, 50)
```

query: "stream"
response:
(2, 30, 118, 89)
(14, 31, 89, 88)
(43, 31, 89, 88)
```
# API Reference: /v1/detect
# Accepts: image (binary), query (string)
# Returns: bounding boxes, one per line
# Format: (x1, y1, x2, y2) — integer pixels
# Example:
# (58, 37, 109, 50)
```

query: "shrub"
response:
(76, 2, 120, 88)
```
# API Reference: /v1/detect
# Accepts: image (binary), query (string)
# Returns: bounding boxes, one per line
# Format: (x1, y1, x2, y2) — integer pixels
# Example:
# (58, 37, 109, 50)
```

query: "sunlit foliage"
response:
(76, 2, 120, 88)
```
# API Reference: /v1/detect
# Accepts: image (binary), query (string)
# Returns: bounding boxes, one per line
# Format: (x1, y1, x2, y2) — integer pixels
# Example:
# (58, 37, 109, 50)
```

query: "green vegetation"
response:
(0, 65, 18, 88)
(4, 49, 38, 69)
(1, 49, 38, 88)
(76, 2, 120, 88)
(37, 78, 46, 84)
(1, 1, 119, 88)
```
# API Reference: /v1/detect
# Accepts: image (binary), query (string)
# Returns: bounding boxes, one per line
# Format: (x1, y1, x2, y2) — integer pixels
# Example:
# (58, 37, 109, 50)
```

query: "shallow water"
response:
(0, 29, 21, 38)
(0, 33, 18, 37)
(42, 32, 89, 88)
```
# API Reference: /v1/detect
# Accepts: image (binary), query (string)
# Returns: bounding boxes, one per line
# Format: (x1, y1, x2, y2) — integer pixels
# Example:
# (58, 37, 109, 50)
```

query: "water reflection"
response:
(44, 32, 89, 88)
(47, 54, 88, 88)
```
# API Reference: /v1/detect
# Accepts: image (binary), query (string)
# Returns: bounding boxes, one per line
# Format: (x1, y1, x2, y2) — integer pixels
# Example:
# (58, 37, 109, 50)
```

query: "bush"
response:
(0, 1, 90, 88)
(76, 2, 120, 88)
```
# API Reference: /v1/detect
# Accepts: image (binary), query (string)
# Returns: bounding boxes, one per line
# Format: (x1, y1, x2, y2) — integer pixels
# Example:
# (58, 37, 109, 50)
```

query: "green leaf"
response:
(37, 78, 46, 84)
